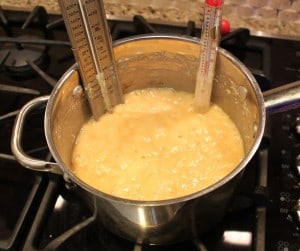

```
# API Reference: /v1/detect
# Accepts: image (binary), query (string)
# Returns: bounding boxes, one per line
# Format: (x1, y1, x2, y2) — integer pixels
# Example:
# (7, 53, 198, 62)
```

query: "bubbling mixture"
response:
(72, 88, 245, 201)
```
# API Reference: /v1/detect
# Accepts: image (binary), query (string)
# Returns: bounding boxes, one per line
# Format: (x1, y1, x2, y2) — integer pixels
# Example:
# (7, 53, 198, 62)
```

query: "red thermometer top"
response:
(206, 0, 223, 7)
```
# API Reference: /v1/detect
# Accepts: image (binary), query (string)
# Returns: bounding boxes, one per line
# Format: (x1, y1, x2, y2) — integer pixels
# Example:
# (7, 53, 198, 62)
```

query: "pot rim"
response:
(45, 34, 266, 206)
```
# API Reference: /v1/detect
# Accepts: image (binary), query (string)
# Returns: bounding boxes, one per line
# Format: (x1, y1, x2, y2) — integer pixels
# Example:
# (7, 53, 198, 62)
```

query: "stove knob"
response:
(289, 199, 300, 230)
(295, 116, 300, 136)
(291, 114, 300, 140)
(221, 18, 231, 36)
(294, 155, 300, 179)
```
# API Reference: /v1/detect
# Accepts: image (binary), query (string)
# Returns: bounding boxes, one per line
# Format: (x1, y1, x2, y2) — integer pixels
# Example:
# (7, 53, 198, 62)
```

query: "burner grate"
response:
(1, 5, 299, 251)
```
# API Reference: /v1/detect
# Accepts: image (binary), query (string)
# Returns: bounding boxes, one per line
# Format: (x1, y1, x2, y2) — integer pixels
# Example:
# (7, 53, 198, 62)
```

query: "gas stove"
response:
(0, 6, 299, 251)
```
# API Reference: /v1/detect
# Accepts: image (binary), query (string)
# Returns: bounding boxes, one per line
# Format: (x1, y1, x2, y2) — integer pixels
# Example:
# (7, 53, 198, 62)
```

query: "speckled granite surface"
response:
(1, 0, 300, 40)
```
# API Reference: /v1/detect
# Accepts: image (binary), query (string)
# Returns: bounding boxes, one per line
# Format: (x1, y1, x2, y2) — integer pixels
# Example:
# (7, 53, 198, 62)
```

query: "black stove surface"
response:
(0, 7, 299, 251)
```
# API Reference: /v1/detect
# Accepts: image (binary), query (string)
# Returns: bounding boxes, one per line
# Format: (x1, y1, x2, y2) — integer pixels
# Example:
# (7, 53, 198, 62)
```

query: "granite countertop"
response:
(1, 0, 300, 40)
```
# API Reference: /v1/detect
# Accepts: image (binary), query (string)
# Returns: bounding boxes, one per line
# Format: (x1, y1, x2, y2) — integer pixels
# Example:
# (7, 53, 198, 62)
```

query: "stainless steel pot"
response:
(11, 34, 300, 244)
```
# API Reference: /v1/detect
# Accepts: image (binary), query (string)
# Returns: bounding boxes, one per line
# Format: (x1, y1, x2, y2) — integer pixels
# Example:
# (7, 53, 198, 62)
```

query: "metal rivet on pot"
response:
(63, 173, 77, 190)
(238, 86, 248, 100)
(65, 182, 77, 190)
(72, 85, 84, 98)
(63, 172, 71, 182)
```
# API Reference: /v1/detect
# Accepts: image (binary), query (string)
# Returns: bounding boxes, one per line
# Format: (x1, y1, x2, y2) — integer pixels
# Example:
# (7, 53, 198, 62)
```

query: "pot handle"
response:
(11, 96, 62, 175)
(263, 80, 300, 113)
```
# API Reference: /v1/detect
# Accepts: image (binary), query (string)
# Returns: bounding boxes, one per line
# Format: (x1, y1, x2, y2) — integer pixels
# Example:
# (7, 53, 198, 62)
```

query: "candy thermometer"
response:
(58, 0, 123, 120)
(194, 0, 223, 113)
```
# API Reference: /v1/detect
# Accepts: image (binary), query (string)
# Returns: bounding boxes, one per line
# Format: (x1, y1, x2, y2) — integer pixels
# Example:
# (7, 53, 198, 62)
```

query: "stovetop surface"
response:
(0, 7, 299, 251)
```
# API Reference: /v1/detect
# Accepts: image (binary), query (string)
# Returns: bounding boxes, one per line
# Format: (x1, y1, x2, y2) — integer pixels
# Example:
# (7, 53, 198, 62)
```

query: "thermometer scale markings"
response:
(59, 0, 123, 120)
(195, 0, 222, 113)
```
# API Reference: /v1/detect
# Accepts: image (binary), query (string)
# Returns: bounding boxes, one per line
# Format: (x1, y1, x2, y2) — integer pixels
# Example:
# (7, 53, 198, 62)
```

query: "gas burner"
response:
(0, 3, 299, 250)
(0, 35, 48, 77)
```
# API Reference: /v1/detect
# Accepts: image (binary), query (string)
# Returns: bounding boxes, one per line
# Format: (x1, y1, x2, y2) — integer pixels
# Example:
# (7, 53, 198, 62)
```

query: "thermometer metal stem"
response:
(58, 0, 123, 120)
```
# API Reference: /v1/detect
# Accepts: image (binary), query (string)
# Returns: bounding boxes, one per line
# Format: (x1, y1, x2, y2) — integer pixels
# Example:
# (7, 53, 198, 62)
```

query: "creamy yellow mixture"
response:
(72, 88, 244, 200)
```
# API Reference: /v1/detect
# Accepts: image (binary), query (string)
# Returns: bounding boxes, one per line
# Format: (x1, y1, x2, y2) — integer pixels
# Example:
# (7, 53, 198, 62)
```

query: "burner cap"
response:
(0, 35, 47, 77)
